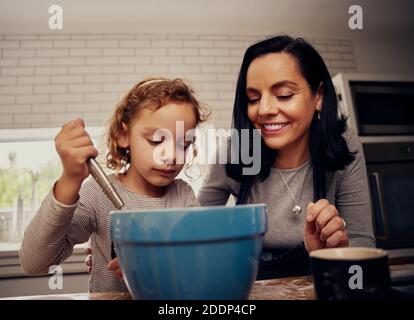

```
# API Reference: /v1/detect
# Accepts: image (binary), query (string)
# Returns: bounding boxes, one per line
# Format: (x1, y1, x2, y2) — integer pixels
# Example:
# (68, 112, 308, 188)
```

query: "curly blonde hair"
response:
(105, 77, 210, 172)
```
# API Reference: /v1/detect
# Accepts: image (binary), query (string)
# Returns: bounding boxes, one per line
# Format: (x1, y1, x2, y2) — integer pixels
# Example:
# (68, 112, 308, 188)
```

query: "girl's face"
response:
(120, 102, 197, 187)
(246, 52, 322, 153)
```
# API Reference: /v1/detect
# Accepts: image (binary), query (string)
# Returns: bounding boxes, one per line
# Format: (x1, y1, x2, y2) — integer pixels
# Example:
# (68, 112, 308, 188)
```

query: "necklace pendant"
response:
(292, 205, 302, 215)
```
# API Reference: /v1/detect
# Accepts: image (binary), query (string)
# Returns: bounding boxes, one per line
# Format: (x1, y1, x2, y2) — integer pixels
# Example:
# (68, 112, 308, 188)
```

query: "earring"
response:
(122, 147, 130, 169)
(317, 111, 320, 120)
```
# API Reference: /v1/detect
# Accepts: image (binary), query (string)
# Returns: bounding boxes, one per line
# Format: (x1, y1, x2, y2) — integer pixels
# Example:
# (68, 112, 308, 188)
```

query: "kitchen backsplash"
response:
(0, 34, 356, 129)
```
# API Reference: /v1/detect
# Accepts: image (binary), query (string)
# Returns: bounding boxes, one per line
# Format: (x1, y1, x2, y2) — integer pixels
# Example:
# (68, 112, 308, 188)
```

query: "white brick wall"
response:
(0, 34, 356, 129)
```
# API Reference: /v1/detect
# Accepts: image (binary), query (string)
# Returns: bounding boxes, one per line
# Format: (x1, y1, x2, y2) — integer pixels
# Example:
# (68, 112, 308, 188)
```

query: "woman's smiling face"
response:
(246, 52, 322, 153)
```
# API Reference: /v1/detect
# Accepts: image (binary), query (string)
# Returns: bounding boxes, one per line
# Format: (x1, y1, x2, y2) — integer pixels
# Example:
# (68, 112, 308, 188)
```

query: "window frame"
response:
(0, 126, 105, 278)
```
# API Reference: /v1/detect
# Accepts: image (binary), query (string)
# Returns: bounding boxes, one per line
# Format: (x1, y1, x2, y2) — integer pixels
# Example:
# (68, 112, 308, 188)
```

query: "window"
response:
(0, 127, 105, 252)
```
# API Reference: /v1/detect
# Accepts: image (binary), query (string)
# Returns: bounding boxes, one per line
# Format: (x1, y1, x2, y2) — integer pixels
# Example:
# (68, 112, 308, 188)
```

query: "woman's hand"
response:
(107, 258, 123, 279)
(85, 247, 92, 274)
(84, 248, 123, 279)
(303, 199, 349, 252)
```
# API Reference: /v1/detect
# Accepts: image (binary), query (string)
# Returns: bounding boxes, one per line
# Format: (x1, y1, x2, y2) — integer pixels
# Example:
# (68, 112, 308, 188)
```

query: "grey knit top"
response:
(198, 128, 375, 277)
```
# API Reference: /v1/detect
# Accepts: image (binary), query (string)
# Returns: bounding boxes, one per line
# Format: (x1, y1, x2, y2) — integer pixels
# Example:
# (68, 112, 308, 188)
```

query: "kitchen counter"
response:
(1, 275, 314, 300)
(2, 263, 413, 300)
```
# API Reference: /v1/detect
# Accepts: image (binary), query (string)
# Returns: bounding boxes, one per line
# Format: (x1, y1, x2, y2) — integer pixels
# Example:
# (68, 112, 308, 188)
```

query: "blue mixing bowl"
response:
(110, 204, 267, 300)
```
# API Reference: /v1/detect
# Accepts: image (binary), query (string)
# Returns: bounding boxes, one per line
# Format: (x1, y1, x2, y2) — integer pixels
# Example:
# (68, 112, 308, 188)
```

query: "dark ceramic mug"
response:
(310, 247, 391, 300)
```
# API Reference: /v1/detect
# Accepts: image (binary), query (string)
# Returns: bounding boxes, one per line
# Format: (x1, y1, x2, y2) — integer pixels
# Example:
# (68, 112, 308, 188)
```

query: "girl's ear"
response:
(117, 122, 130, 148)
(315, 83, 323, 112)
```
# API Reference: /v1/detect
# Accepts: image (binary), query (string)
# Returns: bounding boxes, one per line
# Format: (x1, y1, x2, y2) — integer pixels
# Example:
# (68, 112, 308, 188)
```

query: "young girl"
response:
(19, 77, 209, 292)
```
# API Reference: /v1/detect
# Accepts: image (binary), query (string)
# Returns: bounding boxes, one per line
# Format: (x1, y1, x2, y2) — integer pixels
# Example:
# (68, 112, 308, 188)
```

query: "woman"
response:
(198, 35, 375, 279)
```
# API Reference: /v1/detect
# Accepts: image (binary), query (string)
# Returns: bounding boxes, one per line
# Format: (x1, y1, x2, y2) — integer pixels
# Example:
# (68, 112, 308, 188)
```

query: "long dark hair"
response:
(226, 35, 355, 204)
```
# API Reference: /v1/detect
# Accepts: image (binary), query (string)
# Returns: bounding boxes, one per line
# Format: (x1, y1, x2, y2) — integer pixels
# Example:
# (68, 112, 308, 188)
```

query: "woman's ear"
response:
(117, 122, 130, 148)
(315, 83, 323, 112)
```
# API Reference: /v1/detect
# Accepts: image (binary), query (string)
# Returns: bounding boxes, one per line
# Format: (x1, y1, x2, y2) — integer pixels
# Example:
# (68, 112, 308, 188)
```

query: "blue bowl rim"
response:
(109, 203, 267, 216)
(110, 203, 268, 243)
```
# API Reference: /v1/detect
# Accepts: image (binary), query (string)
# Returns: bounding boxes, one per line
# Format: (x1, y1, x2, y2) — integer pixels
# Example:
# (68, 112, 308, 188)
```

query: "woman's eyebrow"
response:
(246, 80, 299, 93)
(271, 80, 299, 90)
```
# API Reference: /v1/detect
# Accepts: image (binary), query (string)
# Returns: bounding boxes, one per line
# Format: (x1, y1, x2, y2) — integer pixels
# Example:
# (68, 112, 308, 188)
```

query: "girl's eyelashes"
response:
(147, 139, 191, 149)
(147, 139, 162, 146)
(147, 134, 166, 145)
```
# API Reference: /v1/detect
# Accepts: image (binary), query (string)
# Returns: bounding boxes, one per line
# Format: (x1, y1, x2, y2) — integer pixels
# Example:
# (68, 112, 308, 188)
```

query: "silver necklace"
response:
(277, 161, 310, 216)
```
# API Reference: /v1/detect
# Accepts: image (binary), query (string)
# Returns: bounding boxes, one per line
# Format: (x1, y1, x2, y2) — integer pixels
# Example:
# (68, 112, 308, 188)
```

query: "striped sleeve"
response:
(19, 180, 97, 275)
